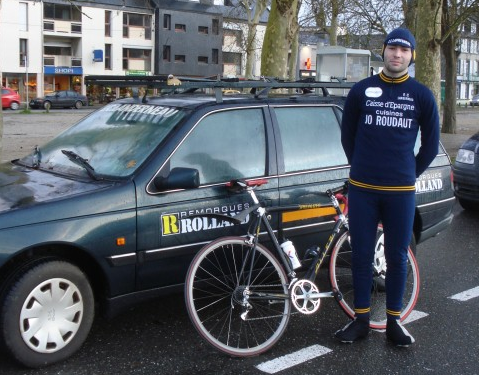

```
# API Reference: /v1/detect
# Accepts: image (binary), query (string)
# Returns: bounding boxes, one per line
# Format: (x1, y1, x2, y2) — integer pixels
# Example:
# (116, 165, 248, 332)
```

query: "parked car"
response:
(29, 90, 88, 110)
(1, 87, 21, 110)
(0, 76, 456, 368)
(453, 131, 479, 210)
(470, 94, 479, 106)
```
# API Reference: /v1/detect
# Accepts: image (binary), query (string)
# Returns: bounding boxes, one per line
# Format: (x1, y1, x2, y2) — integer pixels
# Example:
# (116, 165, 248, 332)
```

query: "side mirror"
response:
(154, 167, 200, 191)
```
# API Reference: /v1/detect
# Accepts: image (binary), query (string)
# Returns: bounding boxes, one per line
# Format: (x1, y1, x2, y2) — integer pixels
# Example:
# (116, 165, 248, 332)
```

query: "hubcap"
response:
(19, 278, 84, 353)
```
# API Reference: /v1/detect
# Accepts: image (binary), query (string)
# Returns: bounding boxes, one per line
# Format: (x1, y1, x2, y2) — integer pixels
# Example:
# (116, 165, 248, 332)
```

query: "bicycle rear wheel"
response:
(329, 226, 420, 329)
(185, 237, 291, 356)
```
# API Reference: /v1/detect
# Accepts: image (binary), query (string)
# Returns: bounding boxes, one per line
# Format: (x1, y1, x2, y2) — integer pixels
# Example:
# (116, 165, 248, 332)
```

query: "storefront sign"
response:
(93, 49, 103, 62)
(126, 70, 150, 76)
(44, 66, 83, 75)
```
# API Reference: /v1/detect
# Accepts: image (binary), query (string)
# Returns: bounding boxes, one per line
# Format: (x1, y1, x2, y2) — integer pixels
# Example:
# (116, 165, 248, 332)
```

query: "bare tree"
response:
(222, 1, 269, 78)
(441, 0, 479, 134)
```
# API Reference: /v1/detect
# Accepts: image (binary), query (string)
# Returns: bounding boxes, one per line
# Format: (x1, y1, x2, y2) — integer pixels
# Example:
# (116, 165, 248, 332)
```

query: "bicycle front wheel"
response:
(329, 227, 420, 329)
(185, 237, 291, 357)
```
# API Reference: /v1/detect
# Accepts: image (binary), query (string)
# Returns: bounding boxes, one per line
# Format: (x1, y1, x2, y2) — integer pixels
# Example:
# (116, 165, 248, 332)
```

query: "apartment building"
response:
(1, 0, 231, 102)
(457, 18, 479, 99)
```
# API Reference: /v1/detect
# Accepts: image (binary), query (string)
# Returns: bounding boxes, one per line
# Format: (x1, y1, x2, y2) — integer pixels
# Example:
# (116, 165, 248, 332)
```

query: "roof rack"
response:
(84, 75, 354, 103)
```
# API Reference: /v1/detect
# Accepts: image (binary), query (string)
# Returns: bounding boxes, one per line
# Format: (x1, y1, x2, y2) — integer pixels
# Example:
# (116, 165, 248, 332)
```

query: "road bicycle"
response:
(184, 179, 420, 356)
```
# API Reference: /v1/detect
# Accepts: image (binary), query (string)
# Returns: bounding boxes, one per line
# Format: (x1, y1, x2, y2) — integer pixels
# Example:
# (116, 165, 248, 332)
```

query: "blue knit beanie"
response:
(382, 28, 416, 65)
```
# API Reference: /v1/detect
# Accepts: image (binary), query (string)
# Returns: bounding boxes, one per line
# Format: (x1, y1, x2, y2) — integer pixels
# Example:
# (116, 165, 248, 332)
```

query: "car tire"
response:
(74, 101, 83, 109)
(0, 259, 94, 368)
(458, 197, 479, 211)
(10, 102, 20, 110)
(43, 101, 51, 110)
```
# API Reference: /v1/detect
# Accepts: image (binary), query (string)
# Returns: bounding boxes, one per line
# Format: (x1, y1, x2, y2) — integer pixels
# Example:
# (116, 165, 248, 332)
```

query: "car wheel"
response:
(10, 102, 20, 110)
(0, 259, 94, 368)
(458, 197, 479, 211)
(74, 101, 83, 109)
(43, 101, 51, 110)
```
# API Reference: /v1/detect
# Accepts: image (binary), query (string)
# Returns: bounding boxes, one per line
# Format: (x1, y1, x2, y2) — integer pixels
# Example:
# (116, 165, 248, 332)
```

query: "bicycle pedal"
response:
(332, 288, 343, 302)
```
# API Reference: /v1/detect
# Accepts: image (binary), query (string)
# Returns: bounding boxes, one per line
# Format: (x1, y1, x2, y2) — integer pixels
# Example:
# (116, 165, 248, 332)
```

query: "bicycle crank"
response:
(290, 279, 321, 314)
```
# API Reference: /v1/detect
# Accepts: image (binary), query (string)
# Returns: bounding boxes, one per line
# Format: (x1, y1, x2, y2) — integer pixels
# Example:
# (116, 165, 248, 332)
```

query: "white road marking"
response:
(256, 310, 429, 373)
(255, 345, 332, 374)
(402, 310, 429, 324)
(449, 286, 479, 301)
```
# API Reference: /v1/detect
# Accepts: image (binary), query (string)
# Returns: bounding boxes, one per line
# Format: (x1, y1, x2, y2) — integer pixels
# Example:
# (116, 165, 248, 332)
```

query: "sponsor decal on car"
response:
(415, 171, 443, 193)
(161, 203, 250, 236)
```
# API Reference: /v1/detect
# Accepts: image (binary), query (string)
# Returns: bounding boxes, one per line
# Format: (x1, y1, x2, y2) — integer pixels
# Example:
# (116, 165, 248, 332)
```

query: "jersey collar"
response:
(379, 71, 409, 84)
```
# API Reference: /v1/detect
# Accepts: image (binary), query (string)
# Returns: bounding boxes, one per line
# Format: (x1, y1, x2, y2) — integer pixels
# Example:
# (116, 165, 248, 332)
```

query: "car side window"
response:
(169, 108, 266, 185)
(58, 91, 67, 98)
(275, 106, 348, 172)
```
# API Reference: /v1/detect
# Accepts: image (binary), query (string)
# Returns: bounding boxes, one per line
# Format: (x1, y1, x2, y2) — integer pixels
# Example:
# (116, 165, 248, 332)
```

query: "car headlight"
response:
(456, 149, 475, 164)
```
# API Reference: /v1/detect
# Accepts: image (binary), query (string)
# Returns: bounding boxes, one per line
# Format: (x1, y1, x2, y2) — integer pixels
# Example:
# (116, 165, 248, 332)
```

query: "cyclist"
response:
(336, 28, 439, 346)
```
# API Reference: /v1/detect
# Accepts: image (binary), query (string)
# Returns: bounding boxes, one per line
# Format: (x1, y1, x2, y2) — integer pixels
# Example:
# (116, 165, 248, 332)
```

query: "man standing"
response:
(336, 28, 439, 346)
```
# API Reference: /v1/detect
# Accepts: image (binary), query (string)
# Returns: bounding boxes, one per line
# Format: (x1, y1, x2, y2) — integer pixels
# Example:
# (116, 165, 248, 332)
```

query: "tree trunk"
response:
(245, 0, 267, 79)
(402, 0, 417, 30)
(441, 32, 458, 134)
(261, 0, 297, 78)
(287, 0, 300, 81)
(415, 0, 442, 106)
(245, 24, 258, 79)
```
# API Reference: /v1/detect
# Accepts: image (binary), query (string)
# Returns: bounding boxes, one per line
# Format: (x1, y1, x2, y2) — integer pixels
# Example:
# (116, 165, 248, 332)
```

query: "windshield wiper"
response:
(61, 149, 101, 180)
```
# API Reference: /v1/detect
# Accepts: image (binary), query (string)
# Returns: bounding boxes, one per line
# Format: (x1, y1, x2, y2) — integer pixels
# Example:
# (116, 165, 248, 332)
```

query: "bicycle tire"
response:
(329, 226, 420, 329)
(185, 236, 291, 356)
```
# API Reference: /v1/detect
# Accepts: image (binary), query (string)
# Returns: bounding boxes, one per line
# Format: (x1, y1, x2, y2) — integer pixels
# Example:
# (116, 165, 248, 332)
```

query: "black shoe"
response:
(386, 319, 415, 347)
(335, 318, 370, 343)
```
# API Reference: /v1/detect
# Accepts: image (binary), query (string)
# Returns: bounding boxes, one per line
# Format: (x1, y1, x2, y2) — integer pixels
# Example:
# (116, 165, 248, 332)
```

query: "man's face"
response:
(383, 45, 412, 76)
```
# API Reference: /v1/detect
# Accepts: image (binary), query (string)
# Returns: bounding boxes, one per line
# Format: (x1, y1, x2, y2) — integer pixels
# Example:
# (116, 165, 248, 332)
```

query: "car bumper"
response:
(453, 163, 479, 202)
(415, 196, 456, 244)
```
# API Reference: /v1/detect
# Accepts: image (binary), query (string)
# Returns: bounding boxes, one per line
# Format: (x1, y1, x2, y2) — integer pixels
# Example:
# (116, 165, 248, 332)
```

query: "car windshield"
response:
(19, 102, 187, 179)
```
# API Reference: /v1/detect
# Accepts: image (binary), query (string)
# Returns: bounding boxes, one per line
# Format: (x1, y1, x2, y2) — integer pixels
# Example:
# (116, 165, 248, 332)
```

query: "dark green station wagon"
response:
(0, 77, 455, 367)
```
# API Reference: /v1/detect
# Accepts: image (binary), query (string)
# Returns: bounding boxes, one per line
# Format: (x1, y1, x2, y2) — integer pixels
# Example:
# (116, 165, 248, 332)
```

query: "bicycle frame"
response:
(235, 179, 349, 304)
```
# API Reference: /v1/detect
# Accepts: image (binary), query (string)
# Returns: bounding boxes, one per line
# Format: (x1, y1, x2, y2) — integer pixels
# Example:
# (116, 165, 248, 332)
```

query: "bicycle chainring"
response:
(290, 279, 321, 315)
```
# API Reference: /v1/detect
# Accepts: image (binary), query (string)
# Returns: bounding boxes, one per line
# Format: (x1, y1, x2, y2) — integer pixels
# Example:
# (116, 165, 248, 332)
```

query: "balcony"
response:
(457, 73, 479, 82)
(44, 56, 82, 67)
(44, 20, 82, 34)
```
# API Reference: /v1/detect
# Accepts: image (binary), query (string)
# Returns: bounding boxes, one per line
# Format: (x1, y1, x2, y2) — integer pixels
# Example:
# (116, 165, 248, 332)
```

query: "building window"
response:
(175, 24, 186, 32)
(163, 14, 171, 30)
(223, 52, 242, 76)
(198, 26, 208, 34)
(224, 29, 242, 47)
(163, 45, 171, 62)
(198, 56, 208, 64)
(212, 19, 219, 35)
(19, 2, 28, 31)
(105, 10, 111, 37)
(175, 55, 186, 63)
(105, 44, 112, 70)
(20, 39, 28, 67)
(212, 49, 219, 64)
(123, 48, 151, 71)
(123, 13, 152, 40)
(44, 3, 81, 21)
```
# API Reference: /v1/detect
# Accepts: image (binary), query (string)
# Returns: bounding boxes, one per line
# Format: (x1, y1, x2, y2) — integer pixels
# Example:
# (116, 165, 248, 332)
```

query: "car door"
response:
(53, 91, 67, 107)
(272, 104, 350, 258)
(135, 105, 280, 291)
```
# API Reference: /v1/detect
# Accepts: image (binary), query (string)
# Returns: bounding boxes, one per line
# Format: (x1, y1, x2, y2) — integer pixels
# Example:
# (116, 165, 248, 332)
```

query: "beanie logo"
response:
(386, 38, 412, 48)
(365, 87, 383, 98)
